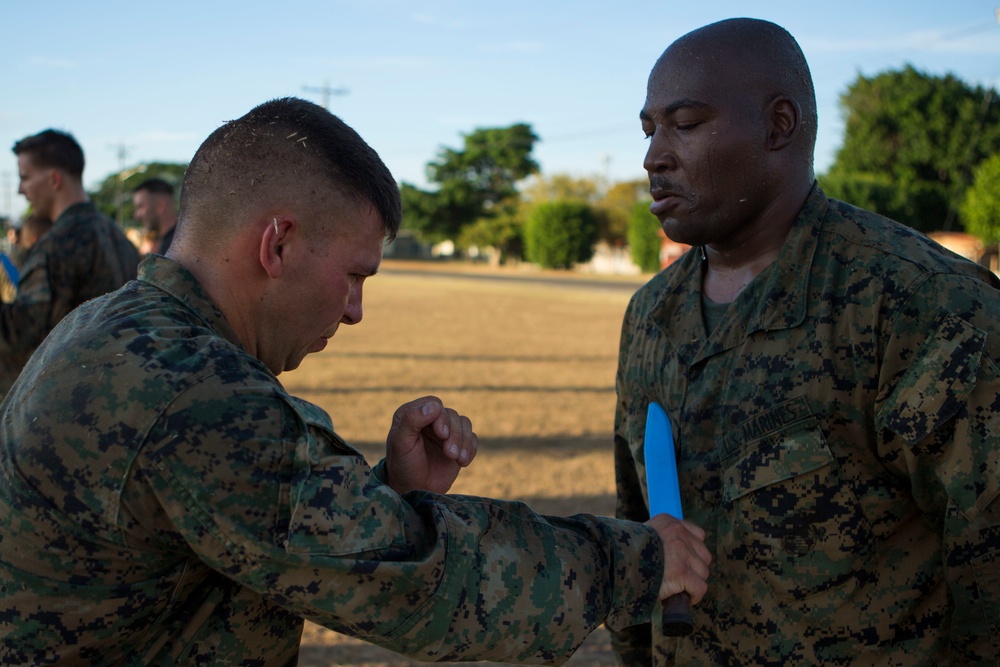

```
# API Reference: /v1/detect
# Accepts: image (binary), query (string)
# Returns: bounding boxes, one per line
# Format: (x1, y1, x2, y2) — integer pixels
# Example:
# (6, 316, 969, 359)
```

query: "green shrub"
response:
(524, 201, 598, 269)
(627, 200, 661, 273)
(961, 153, 1000, 245)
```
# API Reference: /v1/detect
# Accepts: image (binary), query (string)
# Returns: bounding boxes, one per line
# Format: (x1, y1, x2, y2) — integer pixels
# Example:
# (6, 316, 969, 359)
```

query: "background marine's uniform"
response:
(0, 201, 139, 396)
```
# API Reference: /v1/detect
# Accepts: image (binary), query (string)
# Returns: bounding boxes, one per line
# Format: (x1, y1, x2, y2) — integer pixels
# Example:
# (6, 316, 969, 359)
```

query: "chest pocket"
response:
(720, 405, 873, 606)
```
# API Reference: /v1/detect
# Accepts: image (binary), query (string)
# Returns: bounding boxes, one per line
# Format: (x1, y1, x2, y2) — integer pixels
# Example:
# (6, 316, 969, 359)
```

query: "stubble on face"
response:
(274, 205, 385, 375)
(643, 42, 774, 252)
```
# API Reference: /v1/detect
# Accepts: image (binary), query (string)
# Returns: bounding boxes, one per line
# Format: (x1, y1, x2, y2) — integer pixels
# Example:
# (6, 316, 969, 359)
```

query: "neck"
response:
(174, 241, 260, 366)
(701, 181, 812, 303)
(51, 187, 89, 221)
(702, 245, 781, 303)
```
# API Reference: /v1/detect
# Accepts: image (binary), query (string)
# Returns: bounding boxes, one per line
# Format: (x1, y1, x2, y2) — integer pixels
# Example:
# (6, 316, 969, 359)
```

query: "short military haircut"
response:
(133, 177, 175, 197)
(11, 129, 85, 178)
(179, 97, 401, 241)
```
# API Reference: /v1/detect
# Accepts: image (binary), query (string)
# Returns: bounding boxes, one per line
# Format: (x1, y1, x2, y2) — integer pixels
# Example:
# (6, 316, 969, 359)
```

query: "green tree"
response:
(822, 65, 1000, 233)
(90, 162, 187, 228)
(401, 124, 539, 242)
(456, 203, 524, 266)
(519, 174, 612, 249)
(961, 152, 1000, 246)
(627, 200, 661, 273)
(523, 201, 598, 269)
(520, 174, 600, 205)
(598, 179, 649, 244)
(521, 175, 650, 244)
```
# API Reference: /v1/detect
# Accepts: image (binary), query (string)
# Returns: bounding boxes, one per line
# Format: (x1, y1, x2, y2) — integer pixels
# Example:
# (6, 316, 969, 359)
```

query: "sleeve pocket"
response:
(877, 311, 984, 445)
(284, 398, 407, 557)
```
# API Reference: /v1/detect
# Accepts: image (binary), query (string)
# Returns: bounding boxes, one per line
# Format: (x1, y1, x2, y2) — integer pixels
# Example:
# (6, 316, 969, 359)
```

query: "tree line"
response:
(91, 65, 1000, 272)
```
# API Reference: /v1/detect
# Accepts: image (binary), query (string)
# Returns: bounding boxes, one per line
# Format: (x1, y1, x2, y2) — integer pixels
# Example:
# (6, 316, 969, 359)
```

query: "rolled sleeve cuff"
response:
(602, 518, 663, 631)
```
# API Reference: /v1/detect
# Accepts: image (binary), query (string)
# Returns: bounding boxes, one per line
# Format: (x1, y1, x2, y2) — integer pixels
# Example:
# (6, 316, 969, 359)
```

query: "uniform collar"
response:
(649, 184, 828, 369)
(53, 200, 98, 227)
(137, 255, 244, 351)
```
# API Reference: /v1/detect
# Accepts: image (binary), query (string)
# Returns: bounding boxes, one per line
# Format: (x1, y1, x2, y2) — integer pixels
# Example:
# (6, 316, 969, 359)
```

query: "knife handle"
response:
(661, 592, 693, 636)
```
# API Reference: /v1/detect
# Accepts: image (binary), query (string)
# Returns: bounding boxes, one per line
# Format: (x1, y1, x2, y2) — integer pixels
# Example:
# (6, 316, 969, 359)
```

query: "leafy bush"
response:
(961, 153, 1000, 245)
(524, 201, 598, 269)
(627, 200, 661, 273)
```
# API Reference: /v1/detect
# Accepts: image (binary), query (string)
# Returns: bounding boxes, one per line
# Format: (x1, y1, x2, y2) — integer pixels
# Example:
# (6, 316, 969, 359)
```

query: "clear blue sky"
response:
(2, 0, 998, 220)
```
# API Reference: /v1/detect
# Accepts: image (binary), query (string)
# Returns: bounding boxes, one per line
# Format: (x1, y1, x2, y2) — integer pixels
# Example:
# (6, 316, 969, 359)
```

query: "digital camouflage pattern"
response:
(0, 201, 140, 396)
(613, 186, 1000, 665)
(0, 255, 664, 665)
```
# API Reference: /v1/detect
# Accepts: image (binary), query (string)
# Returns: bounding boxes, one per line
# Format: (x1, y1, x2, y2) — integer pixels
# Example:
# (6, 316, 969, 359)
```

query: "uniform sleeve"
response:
(611, 295, 655, 666)
(611, 431, 655, 666)
(133, 379, 664, 665)
(874, 271, 1000, 664)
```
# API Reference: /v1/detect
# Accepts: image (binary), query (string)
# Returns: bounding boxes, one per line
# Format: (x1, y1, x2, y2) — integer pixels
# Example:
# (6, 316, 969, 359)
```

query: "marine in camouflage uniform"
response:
(3, 130, 140, 396)
(0, 255, 664, 664)
(614, 17, 1000, 666)
(0, 99, 710, 665)
(613, 186, 1000, 664)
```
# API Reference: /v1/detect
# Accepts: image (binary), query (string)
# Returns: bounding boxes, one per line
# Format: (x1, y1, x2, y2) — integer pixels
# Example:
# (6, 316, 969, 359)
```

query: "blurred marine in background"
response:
(2, 129, 139, 396)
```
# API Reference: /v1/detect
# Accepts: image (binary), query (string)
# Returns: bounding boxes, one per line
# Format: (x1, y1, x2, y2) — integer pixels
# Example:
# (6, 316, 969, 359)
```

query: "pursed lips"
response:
(649, 187, 686, 217)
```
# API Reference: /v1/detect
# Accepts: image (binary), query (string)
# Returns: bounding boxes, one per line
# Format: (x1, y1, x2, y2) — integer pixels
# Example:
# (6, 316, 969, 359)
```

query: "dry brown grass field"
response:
(281, 259, 648, 667)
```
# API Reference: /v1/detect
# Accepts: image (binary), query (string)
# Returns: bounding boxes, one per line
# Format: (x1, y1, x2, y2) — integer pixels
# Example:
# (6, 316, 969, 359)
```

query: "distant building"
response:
(928, 231, 998, 274)
(660, 236, 691, 269)
(580, 241, 642, 275)
(383, 230, 431, 260)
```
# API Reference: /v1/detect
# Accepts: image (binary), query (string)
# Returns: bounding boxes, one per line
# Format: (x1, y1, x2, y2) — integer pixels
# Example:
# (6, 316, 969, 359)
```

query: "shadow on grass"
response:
(297, 435, 625, 665)
(287, 383, 615, 396)
(329, 351, 618, 363)
(349, 433, 615, 455)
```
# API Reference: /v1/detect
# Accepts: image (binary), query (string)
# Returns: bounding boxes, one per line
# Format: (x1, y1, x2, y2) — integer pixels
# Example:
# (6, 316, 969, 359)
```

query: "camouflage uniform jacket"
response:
(0, 201, 140, 396)
(612, 186, 1000, 665)
(0, 255, 664, 666)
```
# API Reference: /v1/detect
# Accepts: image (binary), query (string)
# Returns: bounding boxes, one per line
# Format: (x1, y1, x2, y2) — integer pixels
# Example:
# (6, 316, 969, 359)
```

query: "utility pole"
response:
(110, 142, 129, 227)
(109, 142, 141, 227)
(600, 154, 612, 195)
(2, 171, 11, 223)
(301, 80, 349, 110)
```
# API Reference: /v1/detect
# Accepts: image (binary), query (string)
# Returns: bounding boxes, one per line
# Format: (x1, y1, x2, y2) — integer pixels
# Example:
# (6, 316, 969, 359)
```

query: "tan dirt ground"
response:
(281, 259, 648, 666)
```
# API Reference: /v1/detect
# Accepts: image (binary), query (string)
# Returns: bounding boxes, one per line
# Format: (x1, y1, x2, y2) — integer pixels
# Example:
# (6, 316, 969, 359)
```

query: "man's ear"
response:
(48, 169, 63, 191)
(767, 95, 801, 151)
(260, 216, 290, 278)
